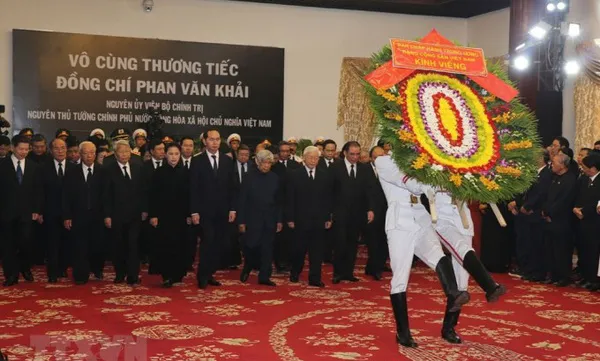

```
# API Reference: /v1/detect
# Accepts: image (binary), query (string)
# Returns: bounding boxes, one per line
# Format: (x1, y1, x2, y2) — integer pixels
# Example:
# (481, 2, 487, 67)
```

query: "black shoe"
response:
(372, 273, 382, 281)
(198, 279, 208, 289)
(390, 293, 418, 348)
(383, 265, 392, 273)
(346, 276, 359, 282)
(75, 280, 88, 285)
(259, 280, 276, 287)
(228, 265, 239, 270)
(3, 277, 18, 287)
(589, 283, 600, 292)
(48, 277, 58, 284)
(441, 297, 462, 344)
(462, 251, 500, 297)
(542, 278, 555, 285)
(240, 271, 250, 283)
(309, 281, 325, 288)
(554, 280, 571, 287)
(22, 270, 34, 282)
(162, 279, 173, 288)
(290, 275, 299, 283)
(114, 275, 125, 284)
(585, 282, 600, 291)
(127, 277, 141, 286)
(59, 271, 68, 278)
(332, 276, 342, 284)
(486, 284, 507, 303)
(435, 256, 469, 312)
(208, 277, 221, 286)
(93, 272, 103, 280)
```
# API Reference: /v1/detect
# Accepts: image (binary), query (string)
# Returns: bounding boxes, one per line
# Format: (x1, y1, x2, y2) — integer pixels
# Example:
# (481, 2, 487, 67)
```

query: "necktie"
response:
(211, 155, 218, 175)
(86, 167, 92, 182)
(309, 169, 314, 180)
(58, 162, 64, 177)
(350, 164, 355, 179)
(328, 160, 332, 167)
(185, 160, 189, 169)
(123, 166, 130, 180)
(283, 160, 287, 168)
(16, 160, 23, 185)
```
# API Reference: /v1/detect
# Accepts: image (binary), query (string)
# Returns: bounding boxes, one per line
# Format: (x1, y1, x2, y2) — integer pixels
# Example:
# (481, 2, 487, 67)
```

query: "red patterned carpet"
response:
(1, 254, 600, 361)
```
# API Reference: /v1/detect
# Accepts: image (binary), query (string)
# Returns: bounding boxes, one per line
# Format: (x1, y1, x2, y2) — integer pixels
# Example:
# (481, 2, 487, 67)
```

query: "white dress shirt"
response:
(54, 159, 65, 175)
(324, 158, 335, 168)
(117, 161, 131, 177)
(305, 166, 316, 179)
(152, 158, 162, 169)
(182, 156, 192, 169)
(11, 154, 25, 173)
(83, 163, 94, 181)
(344, 158, 357, 177)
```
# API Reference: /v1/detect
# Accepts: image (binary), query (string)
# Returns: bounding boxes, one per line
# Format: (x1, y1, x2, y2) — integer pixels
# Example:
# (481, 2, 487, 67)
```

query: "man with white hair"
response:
(374, 154, 469, 348)
(103, 140, 147, 285)
(286, 146, 333, 287)
(238, 149, 283, 286)
(39, 138, 74, 283)
(63, 141, 107, 284)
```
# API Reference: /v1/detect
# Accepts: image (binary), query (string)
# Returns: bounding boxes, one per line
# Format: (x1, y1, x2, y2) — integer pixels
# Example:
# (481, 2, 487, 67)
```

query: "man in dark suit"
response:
(180, 136, 198, 271)
(317, 139, 338, 263)
(141, 139, 165, 270)
(63, 141, 106, 284)
(271, 141, 301, 272)
(286, 146, 333, 287)
(39, 138, 75, 283)
(222, 144, 253, 270)
(0, 135, 42, 286)
(573, 153, 600, 291)
(508, 153, 553, 282)
(542, 152, 578, 287)
(27, 134, 52, 266)
(190, 129, 237, 289)
(331, 141, 376, 283)
(365, 146, 389, 281)
(103, 140, 147, 285)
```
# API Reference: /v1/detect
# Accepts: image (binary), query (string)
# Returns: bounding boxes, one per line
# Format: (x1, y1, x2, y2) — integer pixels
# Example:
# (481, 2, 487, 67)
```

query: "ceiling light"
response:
(513, 55, 530, 71)
(557, 1, 567, 11)
(568, 23, 580, 37)
(547, 3, 556, 12)
(529, 22, 551, 40)
(564, 60, 580, 75)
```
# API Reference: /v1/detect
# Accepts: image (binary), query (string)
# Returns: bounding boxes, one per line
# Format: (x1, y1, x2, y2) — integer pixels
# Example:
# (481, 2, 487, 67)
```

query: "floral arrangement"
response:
(364, 43, 541, 203)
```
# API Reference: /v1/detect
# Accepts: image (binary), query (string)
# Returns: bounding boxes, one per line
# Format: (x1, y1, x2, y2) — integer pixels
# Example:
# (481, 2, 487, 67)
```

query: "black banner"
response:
(12, 29, 284, 144)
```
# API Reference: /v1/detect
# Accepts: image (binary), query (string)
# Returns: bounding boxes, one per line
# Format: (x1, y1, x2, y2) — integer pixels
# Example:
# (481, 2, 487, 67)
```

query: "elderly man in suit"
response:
(190, 129, 237, 289)
(63, 141, 107, 284)
(238, 149, 283, 286)
(286, 146, 333, 287)
(39, 138, 74, 283)
(103, 140, 147, 285)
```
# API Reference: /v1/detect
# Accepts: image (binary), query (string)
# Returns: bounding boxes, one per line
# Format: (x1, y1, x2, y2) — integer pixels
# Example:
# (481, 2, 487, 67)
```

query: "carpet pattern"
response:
(1, 257, 600, 361)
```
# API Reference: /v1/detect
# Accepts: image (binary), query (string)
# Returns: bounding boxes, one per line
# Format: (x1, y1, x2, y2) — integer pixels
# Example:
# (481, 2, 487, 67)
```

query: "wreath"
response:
(363, 31, 541, 204)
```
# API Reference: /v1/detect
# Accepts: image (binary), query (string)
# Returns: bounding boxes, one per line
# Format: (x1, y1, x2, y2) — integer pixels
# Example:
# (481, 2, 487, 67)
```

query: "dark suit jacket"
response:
(39, 160, 75, 219)
(331, 160, 376, 224)
(0, 157, 41, 222)
(515, 166, 553, 222)
(285, 166, 333, 230)
(149, 163, 190, 222)
(232, 160, 255, 189)
(103, 160, 147, 222)
(190, 151, 236, 218)
(317, 157, 339, 171)
(62, 163, 106, 220)
(575, 174, 600, 221)
(542, 171, 577, 223)
(272, 159, 301, 179)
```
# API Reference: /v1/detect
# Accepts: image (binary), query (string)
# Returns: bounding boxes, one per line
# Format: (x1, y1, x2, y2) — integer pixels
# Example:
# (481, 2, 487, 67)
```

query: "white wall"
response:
(0, 0, 469, 144)
(467, 8, 511, 58)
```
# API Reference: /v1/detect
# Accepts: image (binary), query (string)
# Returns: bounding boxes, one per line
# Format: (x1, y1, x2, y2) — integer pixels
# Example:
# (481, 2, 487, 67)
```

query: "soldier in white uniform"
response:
(374, 155, 470, 348)
(431, 190, 506, 344)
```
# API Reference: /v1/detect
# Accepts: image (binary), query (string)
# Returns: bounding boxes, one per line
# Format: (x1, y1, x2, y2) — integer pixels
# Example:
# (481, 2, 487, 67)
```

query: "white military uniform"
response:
(375, 155, 447, 294)
(431, 191, 475, 292)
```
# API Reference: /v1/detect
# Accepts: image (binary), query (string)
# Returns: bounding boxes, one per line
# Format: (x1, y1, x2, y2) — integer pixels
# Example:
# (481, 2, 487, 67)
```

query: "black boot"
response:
(441, 297, 462, 344)
(435, 256, 470, 312)
(390, 293, 418, 348)
(462, 251, 506, 302)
